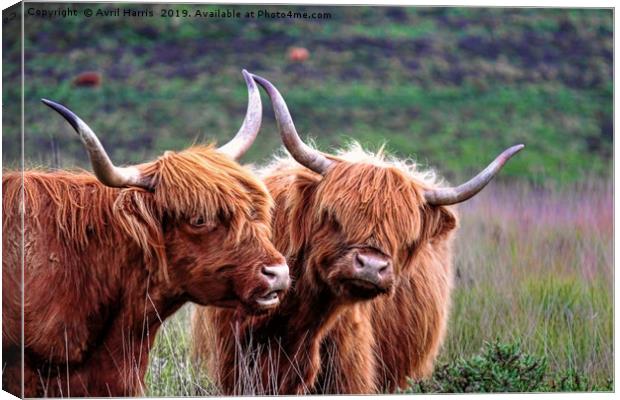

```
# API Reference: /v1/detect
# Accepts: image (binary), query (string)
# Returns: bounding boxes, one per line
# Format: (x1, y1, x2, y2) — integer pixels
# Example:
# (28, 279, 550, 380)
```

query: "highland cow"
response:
(191, 74, 523, 394)
(287, 47, 310, 63)
(2, 71, 290, 397)
(72, 71, 102, 88)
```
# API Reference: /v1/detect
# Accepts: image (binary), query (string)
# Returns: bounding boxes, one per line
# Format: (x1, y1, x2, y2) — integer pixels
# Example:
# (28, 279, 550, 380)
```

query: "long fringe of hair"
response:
(4, 145, 273, 281)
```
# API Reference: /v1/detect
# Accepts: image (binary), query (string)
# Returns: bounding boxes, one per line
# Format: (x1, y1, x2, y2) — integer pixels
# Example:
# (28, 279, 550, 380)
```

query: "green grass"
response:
(144, 307, 216, 396)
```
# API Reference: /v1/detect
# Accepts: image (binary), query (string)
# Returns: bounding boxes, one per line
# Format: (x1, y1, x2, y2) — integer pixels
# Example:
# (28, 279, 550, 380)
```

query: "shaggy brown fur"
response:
(2, 145, 287, 397)
(192, 145, 457, 394)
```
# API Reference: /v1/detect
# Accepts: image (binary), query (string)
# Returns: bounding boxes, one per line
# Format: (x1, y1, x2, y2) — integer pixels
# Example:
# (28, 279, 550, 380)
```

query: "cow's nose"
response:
(353, 253, 392, 279)
(261, 264, 290, 292)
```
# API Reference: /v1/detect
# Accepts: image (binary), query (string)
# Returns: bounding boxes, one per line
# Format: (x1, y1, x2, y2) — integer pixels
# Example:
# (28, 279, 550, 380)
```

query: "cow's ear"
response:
(421, 205, 457, 242)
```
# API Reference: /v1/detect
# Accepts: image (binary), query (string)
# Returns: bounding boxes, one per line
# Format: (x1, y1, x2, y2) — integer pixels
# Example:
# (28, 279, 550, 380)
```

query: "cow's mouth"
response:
(342, 278, 390, 299)
(255, 290, 282, 308)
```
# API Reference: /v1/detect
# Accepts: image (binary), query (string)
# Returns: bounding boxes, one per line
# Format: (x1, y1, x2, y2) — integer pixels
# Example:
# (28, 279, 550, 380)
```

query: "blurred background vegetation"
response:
(3, 4, 613, 394)
(3, 5, 612, 185)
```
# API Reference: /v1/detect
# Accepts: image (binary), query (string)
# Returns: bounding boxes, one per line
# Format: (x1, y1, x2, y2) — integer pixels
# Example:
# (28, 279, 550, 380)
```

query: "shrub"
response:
(401, 340, 613, 393)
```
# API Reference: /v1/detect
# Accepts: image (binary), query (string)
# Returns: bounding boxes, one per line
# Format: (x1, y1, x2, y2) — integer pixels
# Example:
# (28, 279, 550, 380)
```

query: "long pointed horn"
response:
(41, 99, 151, 190)
(250, 73, 334, 175)
(424, 144, 524, 206)
(217, 70, 263, 160)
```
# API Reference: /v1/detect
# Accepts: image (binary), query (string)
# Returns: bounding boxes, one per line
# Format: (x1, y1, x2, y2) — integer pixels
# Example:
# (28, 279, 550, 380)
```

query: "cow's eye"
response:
(190, 216, 216, 231)
(191, 216, 206, 226)
(324, 212, 342, 232)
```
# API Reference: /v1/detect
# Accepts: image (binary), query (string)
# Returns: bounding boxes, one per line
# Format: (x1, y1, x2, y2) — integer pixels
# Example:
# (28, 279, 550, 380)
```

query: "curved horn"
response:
(41, 99, 151, 190)
(424, 144, 524, 206)
(217, 70, 263, 160)
(250, 73, 334, 175)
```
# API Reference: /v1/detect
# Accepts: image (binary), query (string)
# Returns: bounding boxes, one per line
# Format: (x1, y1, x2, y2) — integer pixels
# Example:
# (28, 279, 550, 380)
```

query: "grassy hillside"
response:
(4, 5, 612, 185)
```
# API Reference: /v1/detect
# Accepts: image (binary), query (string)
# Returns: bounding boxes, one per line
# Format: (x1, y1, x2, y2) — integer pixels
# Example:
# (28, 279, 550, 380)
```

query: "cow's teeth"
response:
(256, 292, 279, 306)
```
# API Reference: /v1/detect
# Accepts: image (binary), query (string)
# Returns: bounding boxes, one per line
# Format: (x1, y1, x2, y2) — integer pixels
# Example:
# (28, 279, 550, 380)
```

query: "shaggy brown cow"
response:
(2, 71, 290, 398)
(191, 74, 523, 394)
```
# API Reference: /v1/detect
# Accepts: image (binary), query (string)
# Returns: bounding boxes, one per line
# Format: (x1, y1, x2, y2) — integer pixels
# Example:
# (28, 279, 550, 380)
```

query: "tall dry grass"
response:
(145, 180, 613, 395)
(444, 179, 613, 385)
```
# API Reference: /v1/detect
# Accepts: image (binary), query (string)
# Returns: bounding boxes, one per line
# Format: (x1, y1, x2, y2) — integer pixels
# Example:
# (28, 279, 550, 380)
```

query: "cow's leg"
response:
(314, 305, 377, 394)
(372, 257, 453, 392)
(2, 347, 27, 397)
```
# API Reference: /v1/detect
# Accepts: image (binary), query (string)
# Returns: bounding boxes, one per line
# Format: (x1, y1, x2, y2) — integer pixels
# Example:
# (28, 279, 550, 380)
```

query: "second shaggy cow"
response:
(191, 74, 523, 394)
